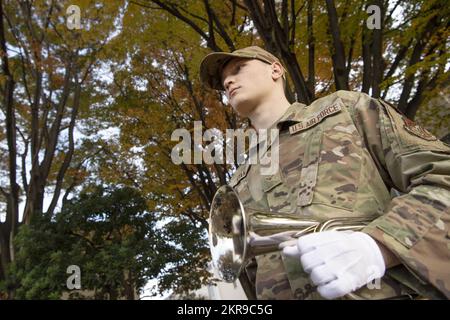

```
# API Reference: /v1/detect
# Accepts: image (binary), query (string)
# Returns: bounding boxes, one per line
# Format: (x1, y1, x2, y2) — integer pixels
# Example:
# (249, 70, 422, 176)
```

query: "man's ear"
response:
(271, 62, 284, 81)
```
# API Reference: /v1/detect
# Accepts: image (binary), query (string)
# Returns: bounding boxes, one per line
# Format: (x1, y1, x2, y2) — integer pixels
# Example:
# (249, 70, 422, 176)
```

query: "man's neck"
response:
(248, 93, 292, 130)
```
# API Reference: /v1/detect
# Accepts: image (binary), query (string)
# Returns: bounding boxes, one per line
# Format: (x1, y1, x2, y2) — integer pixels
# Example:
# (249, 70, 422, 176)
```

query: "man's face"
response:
(221, 58, 274, 117)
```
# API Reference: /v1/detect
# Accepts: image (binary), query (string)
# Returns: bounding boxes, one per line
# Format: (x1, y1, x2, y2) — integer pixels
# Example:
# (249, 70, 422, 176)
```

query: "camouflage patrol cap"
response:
(200, 46, 284, 91)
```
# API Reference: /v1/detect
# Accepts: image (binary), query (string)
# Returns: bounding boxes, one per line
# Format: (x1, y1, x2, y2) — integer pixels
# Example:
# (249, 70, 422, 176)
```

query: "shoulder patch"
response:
(289, 103, 342, 135)
(402, 117, 437, 141)
(378, 99, 437, 141)
(381, 100, 449, 153)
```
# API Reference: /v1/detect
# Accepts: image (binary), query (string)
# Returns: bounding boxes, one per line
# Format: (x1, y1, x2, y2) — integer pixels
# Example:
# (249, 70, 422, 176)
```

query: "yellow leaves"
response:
(15, 103, 31, 122)
(67, 166, 89, 182)
(120, 224, 137, 237)
(0, 74, 6, 88)
(0, 122, 5, 143)
(50, 73, 66, 90)
(46, 152, 66, 182)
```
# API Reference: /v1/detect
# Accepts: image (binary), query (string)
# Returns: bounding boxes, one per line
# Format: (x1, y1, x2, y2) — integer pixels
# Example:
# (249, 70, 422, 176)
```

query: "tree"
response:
(134, 0, 449, 119)
(0, 0, 125, 297)
(5, 185, 206, 299)
(112, 0, 448, 296)
(3, 0, 446, 299)
(89, 32, 227, 295)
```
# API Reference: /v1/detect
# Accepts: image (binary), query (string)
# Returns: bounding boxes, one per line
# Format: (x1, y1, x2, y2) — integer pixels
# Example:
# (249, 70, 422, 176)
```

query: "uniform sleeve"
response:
(346, 92, 450, 298)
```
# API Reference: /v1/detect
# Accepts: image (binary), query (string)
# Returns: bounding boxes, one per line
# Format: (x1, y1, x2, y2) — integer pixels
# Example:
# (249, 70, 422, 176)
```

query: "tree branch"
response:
(46, 78, 81, 218)
(0, 0, 19, 265)
(397, 16, 438, 112)
(148, 0, 222, 51)
(203, 0, 235, 51)
(307, 0, 315, 98)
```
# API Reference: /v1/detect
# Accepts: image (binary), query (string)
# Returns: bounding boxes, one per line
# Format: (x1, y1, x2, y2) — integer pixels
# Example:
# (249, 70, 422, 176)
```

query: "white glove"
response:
(283, 230, 385, 299)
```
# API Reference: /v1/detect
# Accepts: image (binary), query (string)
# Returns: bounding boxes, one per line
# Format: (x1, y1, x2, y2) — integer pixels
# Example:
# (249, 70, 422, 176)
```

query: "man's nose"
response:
(223, 76, 234, 91)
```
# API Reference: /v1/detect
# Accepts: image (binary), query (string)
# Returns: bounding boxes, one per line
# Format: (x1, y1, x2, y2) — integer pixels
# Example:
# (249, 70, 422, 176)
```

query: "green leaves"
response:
(7, 185, 175, 299)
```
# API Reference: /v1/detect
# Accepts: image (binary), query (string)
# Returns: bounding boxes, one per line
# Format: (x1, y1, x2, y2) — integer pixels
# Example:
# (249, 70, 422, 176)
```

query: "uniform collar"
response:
(275, 102, 308, 129)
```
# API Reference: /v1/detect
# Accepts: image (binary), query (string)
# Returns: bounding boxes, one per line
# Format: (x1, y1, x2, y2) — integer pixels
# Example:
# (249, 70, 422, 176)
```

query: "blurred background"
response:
(0, 0, 448, 299)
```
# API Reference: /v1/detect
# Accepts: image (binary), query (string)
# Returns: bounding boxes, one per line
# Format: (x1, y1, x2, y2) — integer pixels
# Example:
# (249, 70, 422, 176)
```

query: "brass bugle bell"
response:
(208, 185, 371, 283)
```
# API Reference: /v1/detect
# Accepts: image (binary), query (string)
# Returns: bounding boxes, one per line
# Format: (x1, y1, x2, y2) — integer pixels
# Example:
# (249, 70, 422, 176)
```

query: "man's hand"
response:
(283, 231, 386, 299)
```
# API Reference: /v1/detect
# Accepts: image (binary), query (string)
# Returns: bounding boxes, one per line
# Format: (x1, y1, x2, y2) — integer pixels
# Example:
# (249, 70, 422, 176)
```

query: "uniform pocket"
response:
(312, 115, 362, 210)
(264, 128, 323, 212)
(297, 129, 322, 207)
(375, 186, 447, 249)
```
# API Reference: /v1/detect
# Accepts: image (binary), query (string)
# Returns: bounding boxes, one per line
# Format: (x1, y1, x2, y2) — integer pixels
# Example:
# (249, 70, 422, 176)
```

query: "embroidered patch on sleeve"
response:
(402, 117, 437, 141)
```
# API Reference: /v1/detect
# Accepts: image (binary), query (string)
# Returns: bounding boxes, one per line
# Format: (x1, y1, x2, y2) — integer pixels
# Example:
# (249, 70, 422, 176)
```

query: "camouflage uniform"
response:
(228, 90, 450, 300)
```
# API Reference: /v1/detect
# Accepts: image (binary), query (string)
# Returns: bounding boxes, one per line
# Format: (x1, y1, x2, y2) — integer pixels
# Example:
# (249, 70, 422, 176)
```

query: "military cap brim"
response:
(200, 46, 283, 91)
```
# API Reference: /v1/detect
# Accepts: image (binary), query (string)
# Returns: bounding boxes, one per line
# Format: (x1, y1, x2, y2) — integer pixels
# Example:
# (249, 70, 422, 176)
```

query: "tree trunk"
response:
(325, 0, 349, 91)
(371, 0, 384, 98)
(307, 0, 315, 99)
(243, 0, 311, 103)
(0, 0, 19, 297)
(361, 26, 372, 93)
(398, 16, 439, 113)
(397, 38, 426, 113)
(0, 225, 12, 285)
